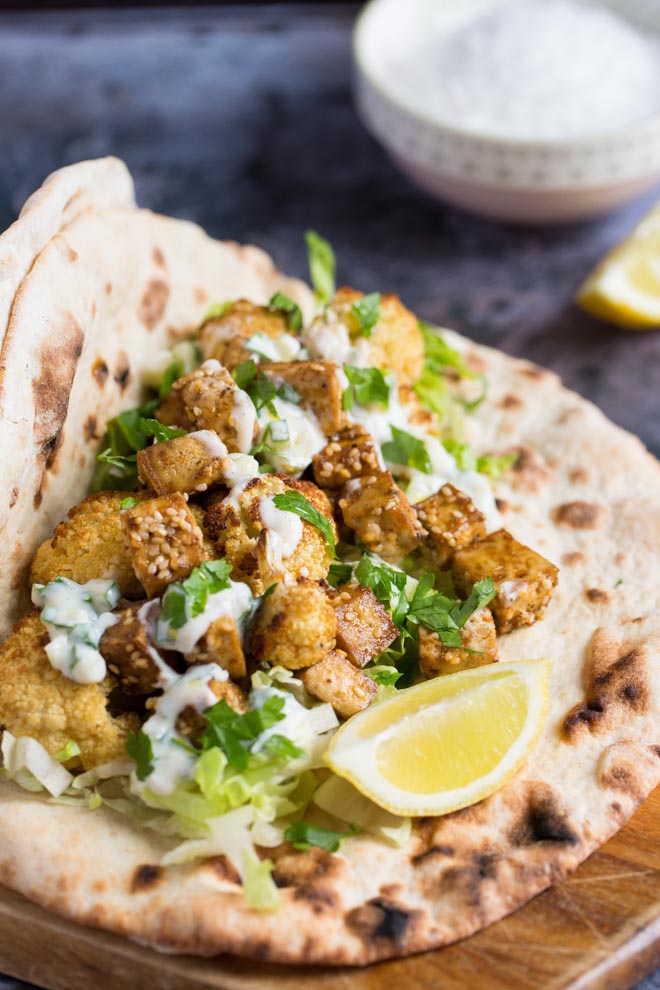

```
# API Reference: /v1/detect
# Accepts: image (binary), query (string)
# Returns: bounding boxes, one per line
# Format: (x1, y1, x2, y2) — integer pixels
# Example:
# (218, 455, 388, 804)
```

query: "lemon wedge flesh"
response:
(577, 203, 660, 329)
(324, 659, 550, 817)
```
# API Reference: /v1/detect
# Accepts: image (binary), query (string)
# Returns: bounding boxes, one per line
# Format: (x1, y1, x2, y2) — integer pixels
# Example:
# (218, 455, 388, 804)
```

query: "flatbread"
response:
(0, 160, 659, 965)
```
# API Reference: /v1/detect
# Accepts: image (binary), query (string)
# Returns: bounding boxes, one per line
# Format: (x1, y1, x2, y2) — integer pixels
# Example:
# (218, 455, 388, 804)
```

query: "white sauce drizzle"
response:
(136, 602, 178, 689)
(190, 429, 229, 459)
(245, 331, 303, 362)
(257, 397, 326, 475)
(232, 388, 258, 453)
(259, 496, 303, 560)
(156, 580, 254, 656)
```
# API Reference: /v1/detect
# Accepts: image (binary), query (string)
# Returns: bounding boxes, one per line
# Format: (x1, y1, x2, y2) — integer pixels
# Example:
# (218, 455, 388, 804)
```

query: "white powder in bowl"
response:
(394, 0, 660, 140)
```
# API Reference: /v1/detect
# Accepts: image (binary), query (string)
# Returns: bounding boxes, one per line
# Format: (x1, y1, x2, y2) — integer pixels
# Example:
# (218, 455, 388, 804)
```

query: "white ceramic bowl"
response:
(353, 0, 660, 224)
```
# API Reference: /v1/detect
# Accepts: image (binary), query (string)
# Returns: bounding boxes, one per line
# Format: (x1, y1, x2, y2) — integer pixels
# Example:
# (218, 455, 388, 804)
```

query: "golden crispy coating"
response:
(122, 493, 205, 597)
(418, 607, 498, 679)
(199, 300, 289, 371)
(416, 483, 487, 570)
(329, 583, 398, 668)
(204, 475, 336, 596)
(30, 491, 150, 600)
(452, 529, 559, 634)
(99, 602, 176, 695)
(176, 678, 248, 742)
(171, 360, 257, 453)
(262, 361, 345, 435)
(312, 425, 382, 491)
(185, 616, 247, 681)
(300, 650, 377, 719)
(0, 612, 138, 770)
(249, 578, 337, 669)
(339, 472, 424, 564)
(137, 433, 229, 497)
(155, 389, 196, 430)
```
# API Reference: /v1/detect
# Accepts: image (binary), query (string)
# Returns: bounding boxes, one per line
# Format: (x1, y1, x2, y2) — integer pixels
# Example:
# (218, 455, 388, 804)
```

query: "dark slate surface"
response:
(0, 5, 658, 988)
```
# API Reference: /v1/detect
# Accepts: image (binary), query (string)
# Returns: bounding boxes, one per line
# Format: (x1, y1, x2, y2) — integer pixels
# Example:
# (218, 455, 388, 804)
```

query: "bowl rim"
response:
(353, 0, 660, 152)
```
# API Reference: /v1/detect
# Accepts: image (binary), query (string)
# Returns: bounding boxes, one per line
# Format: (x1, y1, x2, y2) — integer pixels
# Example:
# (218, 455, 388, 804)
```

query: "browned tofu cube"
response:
(122, 493, 205, 597)
(99, 602, 178, 694)
(199, 300, 289, 371)
(418, 608, 498, 679)
(172, 359, 257, 453)
(176, 679, 248, 742)
(329, 584, 398, 667)
(312, 425, 382, 491)
(249, 578, 337, 669)
(262, 361, 345, 434)
(300, 650, 377, 719)
(154, 389, 196, 430)
(185, 616, 247, 681)
(339, 472, 424, 563)
(137, 431, 230, 496)
(416, 483, 487, 570)
(452, 529, 559, 633)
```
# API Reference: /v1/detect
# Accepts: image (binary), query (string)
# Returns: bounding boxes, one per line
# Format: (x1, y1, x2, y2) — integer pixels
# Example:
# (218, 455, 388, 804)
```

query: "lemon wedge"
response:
(577, 203, 660, 329)
(324, 659, 550, 817)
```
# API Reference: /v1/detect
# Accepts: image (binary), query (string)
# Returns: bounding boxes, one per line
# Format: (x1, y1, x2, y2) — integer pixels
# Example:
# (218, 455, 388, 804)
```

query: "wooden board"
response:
(1, 788, 660, 990)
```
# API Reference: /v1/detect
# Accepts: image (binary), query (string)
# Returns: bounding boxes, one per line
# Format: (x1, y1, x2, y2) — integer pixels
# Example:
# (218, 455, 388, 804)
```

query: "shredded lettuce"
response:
(1, 732, 73, 797)
(313, 775, 411, 848)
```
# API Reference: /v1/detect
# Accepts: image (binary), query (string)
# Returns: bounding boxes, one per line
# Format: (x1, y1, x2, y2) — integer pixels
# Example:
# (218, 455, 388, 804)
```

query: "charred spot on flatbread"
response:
(412, 843, 456, 866)
(271, 844, 344, 888)
(92, 358, 109, 385)
(500, 394, 523, 409)
(510, 786, 578, 846)
(203, 855, 241, 886)
(138, 278, 169, 330)
(585, 588, 610, 605)
(113, 351, 131, 390)
(130, 864, 164, 893)
(509, 445, 553, 491)
(563, 630, 650, 741)
(346, 897, 421, 947)
(83, 414, 98, 441)
(553, 500, 605, 529)
(598, 739, 660, 803)
(562, 551, 585, 567)
(152, 247, 166, 268)
(569, 467, 589, 484)
(9, 487, 18, 508)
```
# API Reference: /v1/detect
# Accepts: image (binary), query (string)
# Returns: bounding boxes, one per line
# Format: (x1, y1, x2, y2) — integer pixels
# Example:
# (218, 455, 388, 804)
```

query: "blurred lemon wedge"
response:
(577, 203, 660, 329)
(324, 659, 550, 817)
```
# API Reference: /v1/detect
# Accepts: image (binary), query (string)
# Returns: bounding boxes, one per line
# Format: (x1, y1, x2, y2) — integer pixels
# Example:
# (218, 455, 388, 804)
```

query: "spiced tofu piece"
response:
(154, 389, 196, 430)
(99, 602, 176, 694)
(330, 584, 398, 668)
(416, 483, 487, 570)
(262, 360, 345, 434)
(137, 430, 230, 496)
(339, 472, 424, 563)
(122, 493, 205, 597)
(176, 679, 248, 742)
(300, 650, 377, 719)
(249, 578, 337, 670)
(312, 425, 382, 491)
(418, 608, 498, 679)
(171, 359, 257, 453)
(185, 616, 247, 681)
(452, 529, 559, 633)
(199, 299, 289, 371)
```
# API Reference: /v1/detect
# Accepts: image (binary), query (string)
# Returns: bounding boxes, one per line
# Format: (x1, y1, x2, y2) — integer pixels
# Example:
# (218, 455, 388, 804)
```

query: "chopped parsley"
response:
(408, 575, 496, 647)
(365, 666, 402, 687)
(232, 360, 302, 415)
(271, 491, 336, 555)
(269, 292, 303, 333)
(382, 426, 432, 474)
(284, 821, 361, 852)
(202, 695, 303, 771)
(119, 496, 139, 510)
(326, 560, 355, 589)
(137, 418, 187, 444)
(203, 300, 234, 321)
(305, 229, 336, 305)
(342, 364, 390, 411)
(352, 292, 381, 337)
(442, 439, 516, 479)
(160, 560, 233, 631)
(158, 341, 202, 399)
(126, 730, 155, 781)
(354, 553, 409, 627)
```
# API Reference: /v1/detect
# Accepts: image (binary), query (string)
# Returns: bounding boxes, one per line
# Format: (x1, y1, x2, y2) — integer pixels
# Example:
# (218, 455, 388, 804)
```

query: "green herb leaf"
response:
(126, 730, 155, 781)
(365, 666, 402, 687)
(382, 425, 432, 474)
(408, 575, 496, 647)
(158, 342, 202, 399)
(137, 418, 187, 444)
(475, 452, 517, 479)
(120, 496, 139, 510)
(161, 560, 233, 631)
(284, 821, 361, 852)
(354, 554, 409, 627)
(442, 438, 476, 472)
(419, 322, 474, 379)
(269, 292, 303, 333)
(454, 577, 496, 628)
(342, 365, 390, 411)
(232, 358, 258, 390)
(203, 301, 234, 321)
(327, 560, 355, 589)
(352, 292, 381, 337)
(305, 230, 336, 305)
(202, 696, 287, 770)
(96, 449, 137, 472)
(263, 734, 306, 760)
(271, 491, 336, 555)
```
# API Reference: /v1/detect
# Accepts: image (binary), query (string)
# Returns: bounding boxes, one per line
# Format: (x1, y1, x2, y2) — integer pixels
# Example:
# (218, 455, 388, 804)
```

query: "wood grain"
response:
(0, 787, 658, 990)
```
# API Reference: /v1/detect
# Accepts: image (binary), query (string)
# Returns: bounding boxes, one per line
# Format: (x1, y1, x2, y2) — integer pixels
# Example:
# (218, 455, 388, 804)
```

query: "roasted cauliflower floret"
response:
(30, 491, 150, 600)
(99, 602, 177, 694)
(249, 578, 337, 669)
(452, 529, 559, 633)
(312, 425, 382, 491)
(199, 300, 289, 371)
(137, 431, 233, 496)
(204, 475, 336, 596)
(169, 359, 257, 453)
(122, 493, 205, 598)
(262, 361, 345, 435)
(339, 472, 424, 563)
(418, 607, 498, 679)
(185, 616, 247, 681)
(329, 583, 398, 668)
(0, 612, 138, 770)
(300, 650, 377, 718)
(416, 483, 487, 570)
(306, 287, 424, 385)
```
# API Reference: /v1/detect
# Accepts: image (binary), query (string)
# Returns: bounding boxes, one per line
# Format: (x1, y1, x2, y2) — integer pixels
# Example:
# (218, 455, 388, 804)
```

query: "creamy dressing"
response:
(259, 496, 303, 560)
(156, 580, 254, 655)
(304, 316, 371, 368)
(245, 331, 303, 362)
(190, 429, 229, 459)
(223, 453, 259, 488)
(31, 578, 120, 685)
(257, 397, 326, 474)
(248, 685, 316, 754)
(232, 388, 258, 453)
(136, 602, 179, 689)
